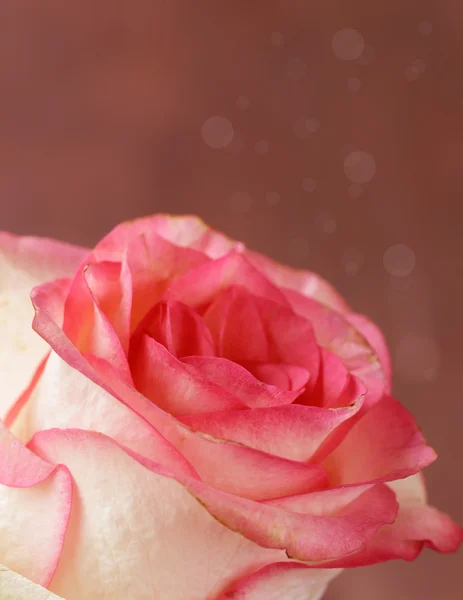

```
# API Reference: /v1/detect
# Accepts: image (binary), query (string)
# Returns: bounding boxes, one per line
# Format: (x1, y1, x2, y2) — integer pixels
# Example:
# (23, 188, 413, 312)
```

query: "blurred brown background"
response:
(0, 1, 461, 598)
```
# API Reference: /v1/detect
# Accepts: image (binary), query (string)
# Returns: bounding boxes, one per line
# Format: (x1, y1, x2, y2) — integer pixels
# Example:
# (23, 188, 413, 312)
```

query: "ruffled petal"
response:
(204, 286, 320, 382)
(131, 336, 246, 415)
(246, 250, 350, 313)
(0, 421, 72, 587)
(182, 357, 305, 408)
(167, 251, 290, 310)
(135, 299, 215, 358)
(325, 396, 437, 485)
(285, 289, 385, 408)
(218, 562, 341, 600)
(181, 400, 362, 462)
(29, 428, 287, 600)
(0, 233, 86, 418)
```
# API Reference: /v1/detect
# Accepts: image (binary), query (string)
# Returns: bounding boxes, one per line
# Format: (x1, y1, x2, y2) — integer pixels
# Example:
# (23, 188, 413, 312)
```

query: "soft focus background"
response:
(1, 1, 461, 598)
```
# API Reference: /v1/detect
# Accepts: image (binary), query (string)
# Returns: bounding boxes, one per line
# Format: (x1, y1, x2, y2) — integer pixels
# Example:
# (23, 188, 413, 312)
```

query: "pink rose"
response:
(1, 215, 461, 600)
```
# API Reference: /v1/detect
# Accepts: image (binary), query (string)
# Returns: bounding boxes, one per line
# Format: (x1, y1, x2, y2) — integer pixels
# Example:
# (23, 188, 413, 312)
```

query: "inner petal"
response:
(242, 362, 310, 392)
(135, 299, 215, 358)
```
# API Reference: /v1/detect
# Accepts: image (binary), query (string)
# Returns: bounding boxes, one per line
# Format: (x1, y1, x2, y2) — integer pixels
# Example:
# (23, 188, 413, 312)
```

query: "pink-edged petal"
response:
(183, 356, 305, 408)
(347, 313, 392, 393)
(30, 429, 397, 597)
(243, 362, 309, 393)
(218, 562, 341, 600)
(204, 286, 320, 382)
(0, 233, 86, 419)
(29, 428, 286, 600)
(122, 230, 209, 330)
(325, 396, 437, 485)
(11, 351, 198, 480)
(0, 421, 72, 587)
(83, 260, 132, 353)
(181, 400, 362, 462)
(62, 266, 132, 383)
(0, 566, 64, 600)
(285, 289, 385, 408)
(18, 298, 327, 501)
(93, 214, 238, 261)
(131, 335, 246, 415)
(246, 249, 351, 313)
(319, 475, 462, 566)
(167, 251, 290, 311)
(91, 354, 329, 500)
(135, 299, 215, 358)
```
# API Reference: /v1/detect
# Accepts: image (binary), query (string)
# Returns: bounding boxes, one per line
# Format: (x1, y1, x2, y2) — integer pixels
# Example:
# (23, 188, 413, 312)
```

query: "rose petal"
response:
(29, 428, 286, 600)
(131, 336, 246, 415)
(135, 299, 215, 358)
(0, 565, 64, 600)
(30, 428, 398, 589)
(0, 421, 72, 587)
(0, 233, 86, 418)
(62, 266, 132, 383)
(218, 562, 341, 600)
(181, 401, 362, 462)
(11, 350, 198, 480)
(285, 289, 385, 408)
(325, 396, 437, 485)
(167, 251, 290, 311)
(93, 214, 237, 261)
(204, 286, 320, 383)
(182, 356, 305, 408)
(318, 475, 462, 566)
(246, 250, 350, 313)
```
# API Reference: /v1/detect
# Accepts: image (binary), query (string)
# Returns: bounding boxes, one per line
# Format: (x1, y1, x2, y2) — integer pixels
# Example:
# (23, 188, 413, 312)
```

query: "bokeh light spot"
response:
(348, 183, 364, 197)
(342, 249, 364, 276)
(287, 57, 307, 80)
(383, 243, 416, 277)
(418, 22, 433, 36)
(236, 96, 250, 110)
(271, 32, 285, 46)
(230, 192, 253, 214)
(316, 212, 337, 234)
(347, 77, 362, 92)
(302, 178, 317, 192)
(255, 140, 269, 154)
(266, 192, 280, 206)
(344, 151, 376, 183)
(332, 28, 365, 61)
(201, 116, 234, 148)
(396, 335, 440, 382)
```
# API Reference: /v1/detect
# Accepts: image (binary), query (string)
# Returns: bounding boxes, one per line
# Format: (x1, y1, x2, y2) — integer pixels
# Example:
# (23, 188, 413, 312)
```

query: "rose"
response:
(0, 216, 461, 600)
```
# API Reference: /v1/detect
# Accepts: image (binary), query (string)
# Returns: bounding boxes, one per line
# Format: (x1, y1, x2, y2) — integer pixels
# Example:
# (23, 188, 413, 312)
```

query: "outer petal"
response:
(0, 565, 64, 600)
(0, 421, 72, 587)
(30, 428, 286, 600)
(167, 251, 290, 310)
(0, 233, 86, 418)
(30, 428, 397, 600)
(285, 289, 385, 408)
(92, 214, 238, 261)
(12, 350, 198, 479)
(246, 249, 350, 313)
(218, 562, 341, 600)
(318, 475, 462, 566)
(325, 396, 437, 485)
